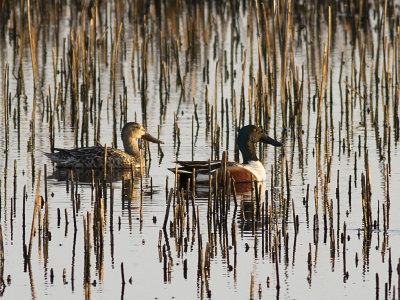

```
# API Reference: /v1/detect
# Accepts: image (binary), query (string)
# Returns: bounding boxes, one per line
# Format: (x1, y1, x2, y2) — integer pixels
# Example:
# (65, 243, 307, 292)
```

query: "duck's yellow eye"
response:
(252, 128, 256, 132)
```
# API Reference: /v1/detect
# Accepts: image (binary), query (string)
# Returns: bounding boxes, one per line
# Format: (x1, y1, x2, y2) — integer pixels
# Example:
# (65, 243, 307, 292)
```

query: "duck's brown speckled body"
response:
(46, 122, 163, 169)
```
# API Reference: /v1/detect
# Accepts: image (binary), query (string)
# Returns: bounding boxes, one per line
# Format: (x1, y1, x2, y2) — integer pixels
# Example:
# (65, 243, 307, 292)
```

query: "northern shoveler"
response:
(46, 122, 163, 169)
(172, 125, 283, 183)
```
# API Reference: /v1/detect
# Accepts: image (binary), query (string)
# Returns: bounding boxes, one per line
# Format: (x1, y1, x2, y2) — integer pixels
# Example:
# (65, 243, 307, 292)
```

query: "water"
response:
(0, 1, 399, 299)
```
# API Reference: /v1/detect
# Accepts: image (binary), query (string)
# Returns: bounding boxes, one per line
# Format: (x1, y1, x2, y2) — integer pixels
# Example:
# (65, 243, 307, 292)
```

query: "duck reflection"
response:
(48, 167, 159, 205)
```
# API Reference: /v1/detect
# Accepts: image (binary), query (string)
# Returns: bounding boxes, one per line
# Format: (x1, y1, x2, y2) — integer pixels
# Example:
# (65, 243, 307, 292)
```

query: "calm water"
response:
(0, 1, 399, 299)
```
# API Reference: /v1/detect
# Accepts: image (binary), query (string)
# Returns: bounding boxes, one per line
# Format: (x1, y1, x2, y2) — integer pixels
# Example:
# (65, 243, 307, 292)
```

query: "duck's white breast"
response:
(244, 161, 267, 181)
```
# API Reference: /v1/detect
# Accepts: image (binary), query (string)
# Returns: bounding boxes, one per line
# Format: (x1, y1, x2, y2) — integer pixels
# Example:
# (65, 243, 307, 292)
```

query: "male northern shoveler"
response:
(172, 125, 283, 183)
(46, 122, 163, 169)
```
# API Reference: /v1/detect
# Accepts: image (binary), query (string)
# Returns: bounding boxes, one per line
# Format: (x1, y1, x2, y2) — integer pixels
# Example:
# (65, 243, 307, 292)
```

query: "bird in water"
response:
(46, 122, 163, 169)
(171, 124, 283, 184)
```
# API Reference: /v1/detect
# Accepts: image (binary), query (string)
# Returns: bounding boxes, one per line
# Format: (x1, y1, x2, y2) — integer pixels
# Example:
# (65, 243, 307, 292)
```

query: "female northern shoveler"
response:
(172, 125, 283, 183)
(46, 122, 163, 169)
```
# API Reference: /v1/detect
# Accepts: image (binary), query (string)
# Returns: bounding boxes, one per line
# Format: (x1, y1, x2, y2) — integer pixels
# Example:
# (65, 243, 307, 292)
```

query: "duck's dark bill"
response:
(142, 133, 164, 144)
(261, 135, 283, 147)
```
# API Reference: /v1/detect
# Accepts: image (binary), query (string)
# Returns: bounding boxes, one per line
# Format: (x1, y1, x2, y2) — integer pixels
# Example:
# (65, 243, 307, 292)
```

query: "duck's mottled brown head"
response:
(121, 122, 164, 144)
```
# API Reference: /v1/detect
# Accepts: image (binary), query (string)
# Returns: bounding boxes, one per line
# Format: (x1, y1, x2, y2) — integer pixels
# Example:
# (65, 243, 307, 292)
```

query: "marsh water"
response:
(0, 1, 399, 299)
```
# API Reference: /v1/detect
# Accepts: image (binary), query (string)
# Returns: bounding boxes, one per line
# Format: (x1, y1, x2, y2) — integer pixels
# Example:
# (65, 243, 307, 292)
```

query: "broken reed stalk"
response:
(28, 170, 41, 260)
(70, 171, 77, 232)
(250, 273, 255, 300)
(163, 188, 173, 231)
(83, 212, 92, 285)
(104, 144, 108, 181)
(121, 262, 125, 285)
(3, 65, 9, 155)
(27, 0, 38, 89)
(0, 225, 4, 263)
(275, 235, 280, 291)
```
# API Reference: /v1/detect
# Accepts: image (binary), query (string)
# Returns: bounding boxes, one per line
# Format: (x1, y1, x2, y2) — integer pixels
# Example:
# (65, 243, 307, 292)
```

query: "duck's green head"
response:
(237, 125, 283, 163)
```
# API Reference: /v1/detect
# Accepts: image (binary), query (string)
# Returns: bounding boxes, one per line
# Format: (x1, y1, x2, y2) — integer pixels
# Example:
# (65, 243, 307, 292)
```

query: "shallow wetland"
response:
(0, 0, 399, 299)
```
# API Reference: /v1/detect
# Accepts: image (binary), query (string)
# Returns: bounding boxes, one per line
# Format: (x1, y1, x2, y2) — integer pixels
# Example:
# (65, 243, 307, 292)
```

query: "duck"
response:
(45, 122, 163, 169)
(171, 124, 283, 183)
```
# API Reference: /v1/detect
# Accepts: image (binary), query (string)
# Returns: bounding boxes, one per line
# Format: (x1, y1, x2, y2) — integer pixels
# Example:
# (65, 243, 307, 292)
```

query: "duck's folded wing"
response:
(169, 160, 242, 174)
(46, 146, 105, 166)
(171, 160, 222, 172)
